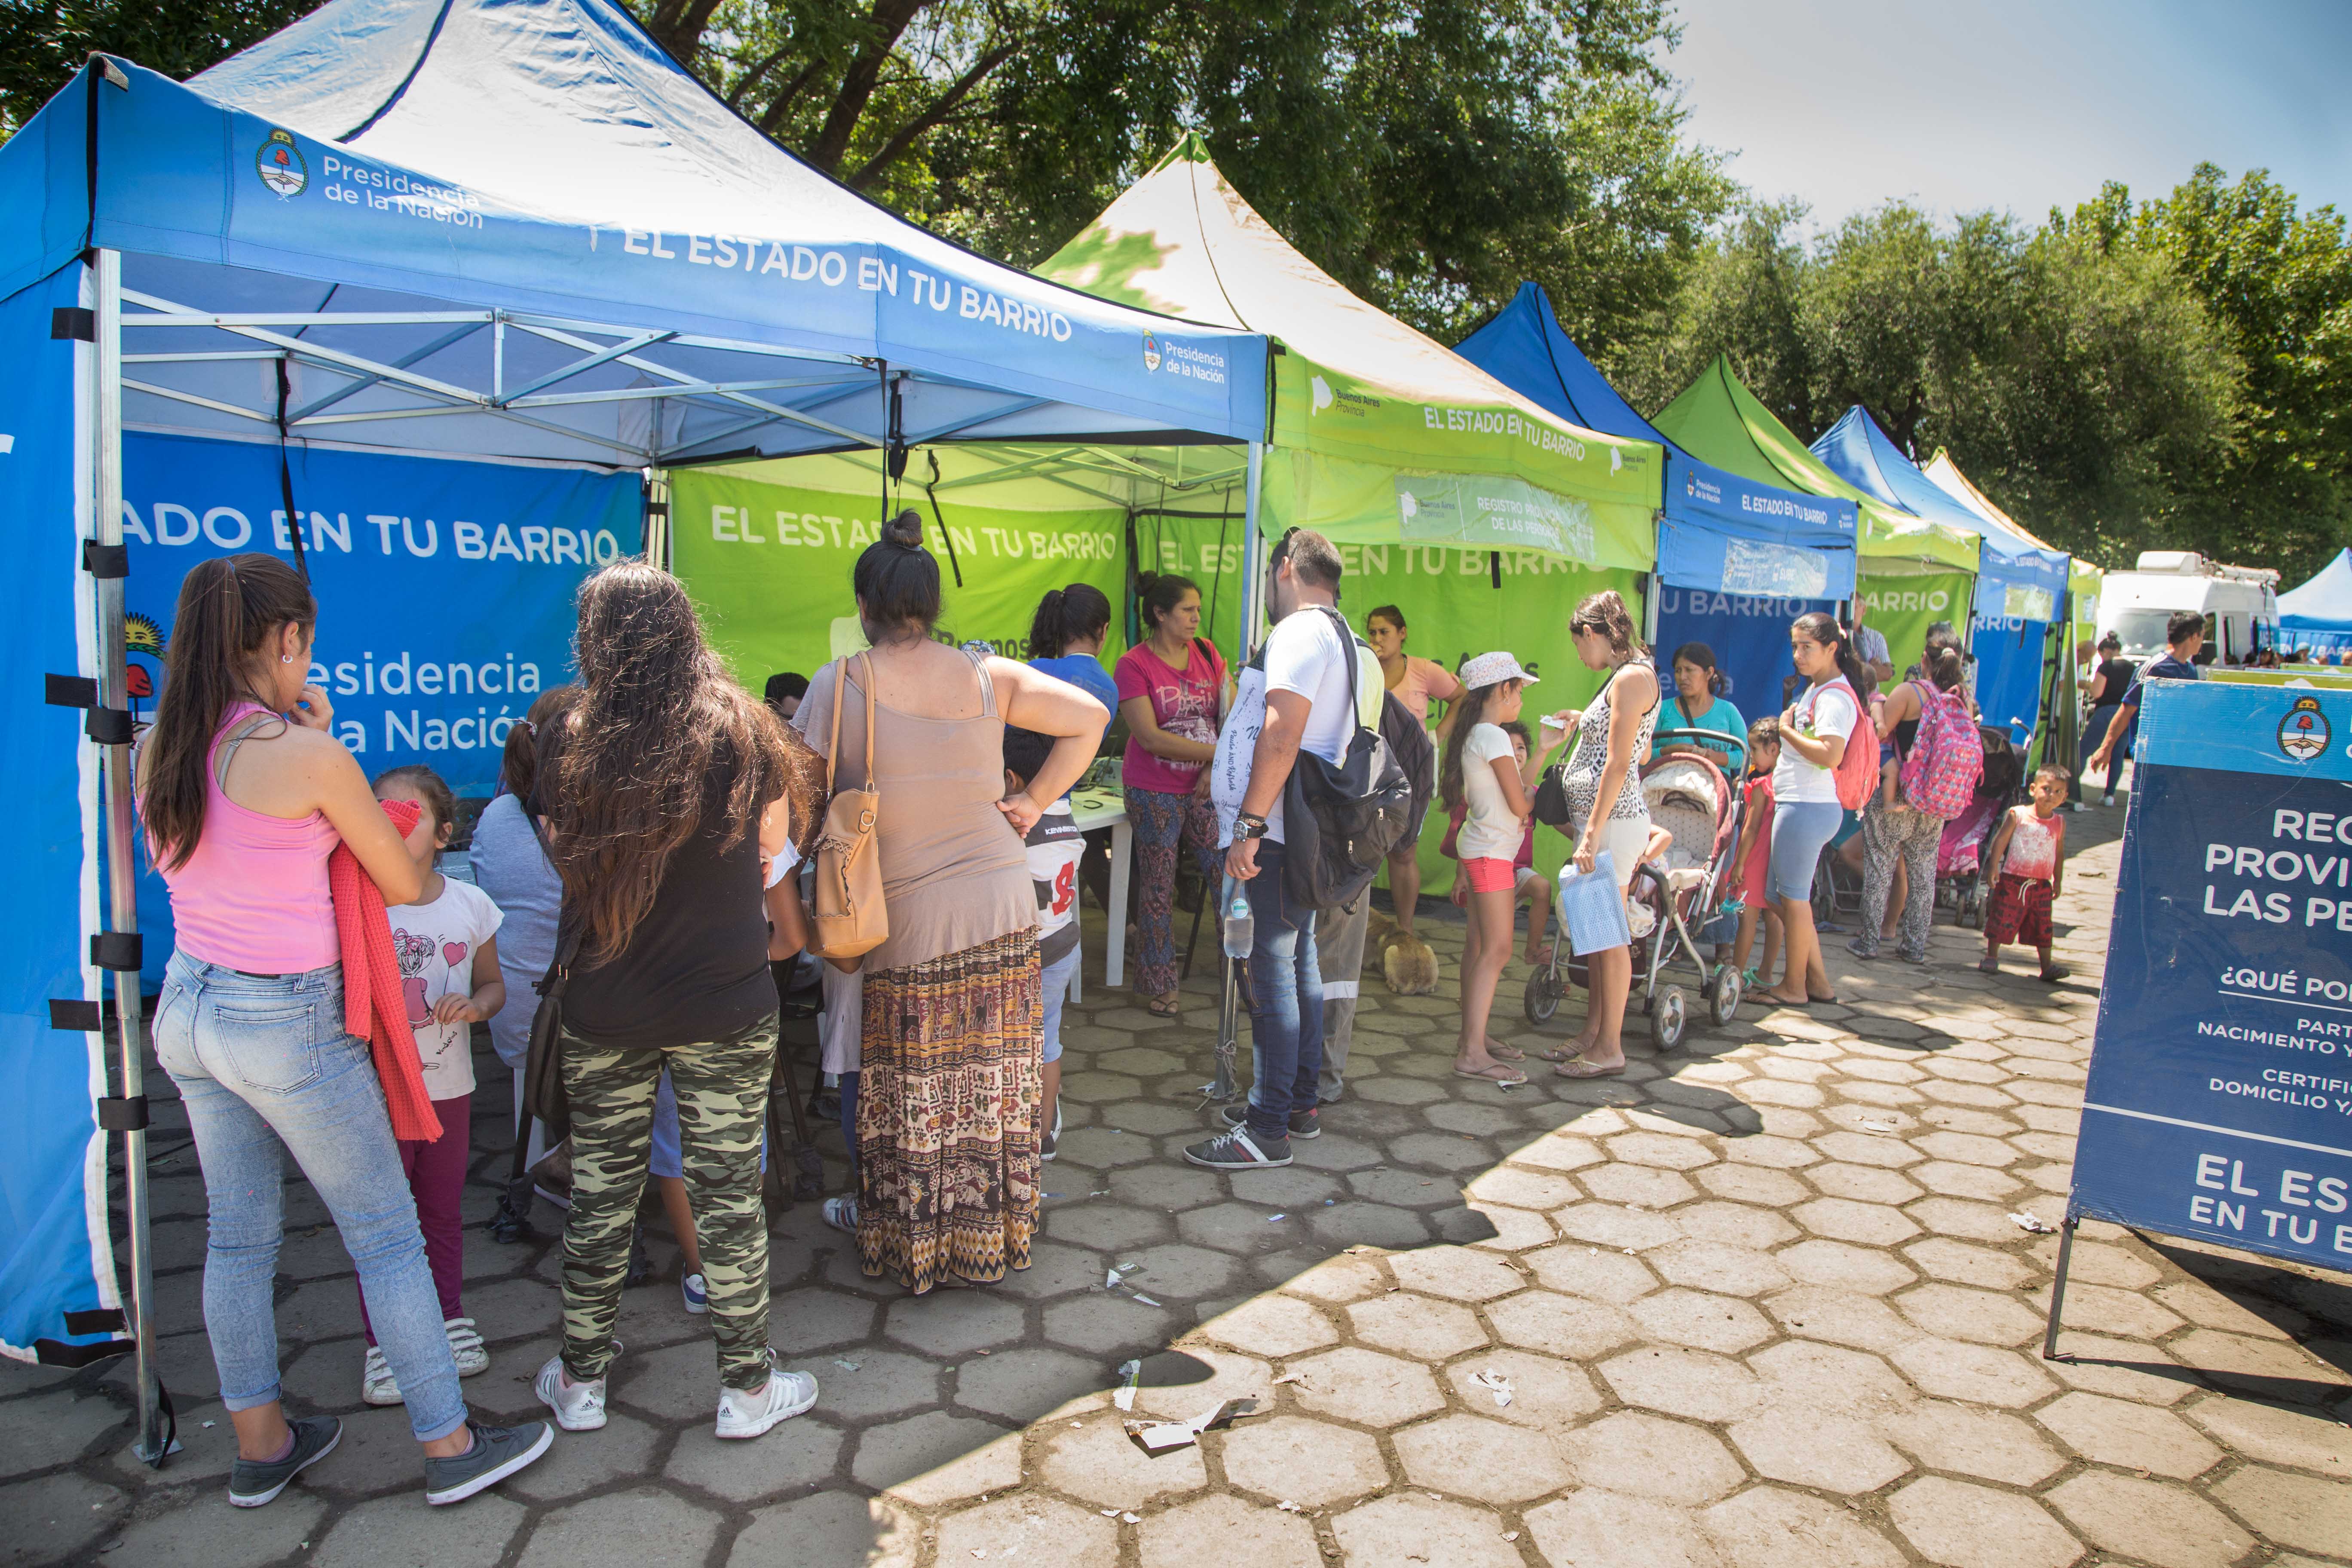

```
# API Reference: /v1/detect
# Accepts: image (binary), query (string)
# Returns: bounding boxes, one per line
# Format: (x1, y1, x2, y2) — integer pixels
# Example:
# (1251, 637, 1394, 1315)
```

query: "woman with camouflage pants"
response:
(530, 562, 818, 1443)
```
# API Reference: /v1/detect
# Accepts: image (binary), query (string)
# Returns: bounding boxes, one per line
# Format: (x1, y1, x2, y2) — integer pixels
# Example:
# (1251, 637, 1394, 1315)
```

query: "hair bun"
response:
(882, 508, 925, 550)
(1134, 572, 1161, 598)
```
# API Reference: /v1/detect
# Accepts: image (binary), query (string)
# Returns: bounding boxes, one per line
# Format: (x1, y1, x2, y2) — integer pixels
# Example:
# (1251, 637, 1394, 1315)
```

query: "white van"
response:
(2096, 552, 2280, 664)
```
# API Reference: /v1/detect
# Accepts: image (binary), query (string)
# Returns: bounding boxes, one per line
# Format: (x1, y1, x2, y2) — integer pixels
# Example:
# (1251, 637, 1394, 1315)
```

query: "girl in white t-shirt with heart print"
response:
(1439, 653, 1574, 1089)
(358, 765, 506, 1409)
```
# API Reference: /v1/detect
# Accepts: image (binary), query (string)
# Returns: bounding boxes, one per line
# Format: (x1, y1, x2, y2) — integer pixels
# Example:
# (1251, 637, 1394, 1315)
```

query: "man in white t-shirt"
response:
(1188, 528, 1379, 1172)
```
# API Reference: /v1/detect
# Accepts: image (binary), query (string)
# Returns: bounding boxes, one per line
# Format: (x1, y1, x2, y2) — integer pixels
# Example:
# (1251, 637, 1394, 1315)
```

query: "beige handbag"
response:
(812, 654, 888, 961)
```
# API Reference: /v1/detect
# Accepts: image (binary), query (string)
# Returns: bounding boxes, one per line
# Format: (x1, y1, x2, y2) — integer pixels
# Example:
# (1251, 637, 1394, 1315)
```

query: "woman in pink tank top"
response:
(139, 554, 551, 1509)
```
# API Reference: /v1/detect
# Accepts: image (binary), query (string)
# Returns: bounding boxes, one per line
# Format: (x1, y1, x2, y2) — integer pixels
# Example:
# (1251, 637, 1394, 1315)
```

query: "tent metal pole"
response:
(1215, 439, 1267, 1102)
(1239, 441, 1265, 662)
(95, 248, 168, 1465)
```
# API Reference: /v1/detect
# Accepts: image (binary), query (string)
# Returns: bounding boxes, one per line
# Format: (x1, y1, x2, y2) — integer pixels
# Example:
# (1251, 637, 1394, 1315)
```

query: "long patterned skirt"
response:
(855, 928, 1043, 1293)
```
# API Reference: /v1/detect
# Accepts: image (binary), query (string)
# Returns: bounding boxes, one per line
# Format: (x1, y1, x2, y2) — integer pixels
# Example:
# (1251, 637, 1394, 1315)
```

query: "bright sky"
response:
(1660, 0, 2352, 232)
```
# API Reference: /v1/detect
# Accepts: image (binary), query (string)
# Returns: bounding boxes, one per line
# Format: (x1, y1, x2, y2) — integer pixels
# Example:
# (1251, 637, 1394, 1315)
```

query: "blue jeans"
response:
(1244, 839, 1323, 1143)
(154, 953, 468, 1443)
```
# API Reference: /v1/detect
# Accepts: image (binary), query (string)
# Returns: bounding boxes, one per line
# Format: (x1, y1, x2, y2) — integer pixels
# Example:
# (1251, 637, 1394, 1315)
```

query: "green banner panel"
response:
(1859, 569, 1975, 679)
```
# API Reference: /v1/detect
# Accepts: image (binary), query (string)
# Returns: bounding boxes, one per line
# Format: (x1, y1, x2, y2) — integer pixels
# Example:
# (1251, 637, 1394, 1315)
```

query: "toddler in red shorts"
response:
(1979, 764, 2070, 981)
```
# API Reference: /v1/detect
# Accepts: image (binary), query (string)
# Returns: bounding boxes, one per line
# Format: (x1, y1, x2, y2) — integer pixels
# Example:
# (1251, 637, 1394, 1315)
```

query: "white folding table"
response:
(1065, 787, 1133, 1000)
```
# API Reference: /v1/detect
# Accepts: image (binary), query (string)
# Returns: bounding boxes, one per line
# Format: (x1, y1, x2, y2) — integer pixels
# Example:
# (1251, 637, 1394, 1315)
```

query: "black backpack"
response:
(1281, 607, 1416, 910)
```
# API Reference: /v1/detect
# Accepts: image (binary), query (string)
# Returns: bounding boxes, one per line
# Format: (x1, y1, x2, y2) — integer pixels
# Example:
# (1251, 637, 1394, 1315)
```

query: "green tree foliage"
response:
(634, 0, 1733, 345)
(0, 1, 312, 135)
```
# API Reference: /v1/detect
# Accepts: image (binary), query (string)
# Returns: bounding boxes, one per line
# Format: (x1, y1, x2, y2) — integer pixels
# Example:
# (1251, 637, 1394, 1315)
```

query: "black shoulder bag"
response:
(522, 809, 583, 1139)
(1281, 607, 1415, 910)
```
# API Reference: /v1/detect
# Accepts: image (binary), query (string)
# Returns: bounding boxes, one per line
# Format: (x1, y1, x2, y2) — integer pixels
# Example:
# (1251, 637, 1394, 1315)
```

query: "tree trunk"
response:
(644, 0, 726, 65)
(806, 0, 931, 175)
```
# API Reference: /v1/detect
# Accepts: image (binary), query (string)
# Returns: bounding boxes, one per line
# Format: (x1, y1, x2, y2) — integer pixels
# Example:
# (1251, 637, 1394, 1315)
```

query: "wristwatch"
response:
(1233, 813, 1270, 842)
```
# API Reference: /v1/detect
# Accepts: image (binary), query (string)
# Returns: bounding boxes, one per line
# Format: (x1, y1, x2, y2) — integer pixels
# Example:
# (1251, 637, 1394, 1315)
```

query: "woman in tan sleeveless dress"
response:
(796, 512, 1107, 1293)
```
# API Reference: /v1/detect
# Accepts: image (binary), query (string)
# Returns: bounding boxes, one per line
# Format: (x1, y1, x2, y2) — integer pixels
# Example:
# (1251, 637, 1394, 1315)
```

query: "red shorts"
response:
(1461, 856, 1517, 895)
(1984, 873, 2053, 948)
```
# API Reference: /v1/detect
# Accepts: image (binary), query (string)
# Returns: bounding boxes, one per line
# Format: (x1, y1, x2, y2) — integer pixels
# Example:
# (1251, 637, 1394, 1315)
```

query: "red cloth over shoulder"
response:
(331, 798, 440, 1142)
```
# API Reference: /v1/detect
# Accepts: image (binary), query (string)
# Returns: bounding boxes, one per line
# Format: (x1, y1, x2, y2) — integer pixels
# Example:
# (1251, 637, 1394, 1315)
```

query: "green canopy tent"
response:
(1651, 357, 1981, 675)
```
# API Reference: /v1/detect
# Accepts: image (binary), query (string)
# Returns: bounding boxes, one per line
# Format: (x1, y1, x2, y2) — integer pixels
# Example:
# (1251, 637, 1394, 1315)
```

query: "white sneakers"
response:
(363, 1318, 488, 1405)
(533, 1354, 610, 1432)
(715, 1350, 819, 1440)
(444, 1317, 489, 1375)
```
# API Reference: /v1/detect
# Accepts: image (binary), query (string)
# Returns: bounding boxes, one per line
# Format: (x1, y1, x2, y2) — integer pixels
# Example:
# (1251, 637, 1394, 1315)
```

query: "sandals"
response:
(2037, 964, 2071, 983)
(1976, 958, 2000, 975)
(1454, 1061, 1528, 1086)
(1554, 1055, 1626, 1079)
(1485, 1040, 1526, 1062)
(1146, 994, 1184, 1018)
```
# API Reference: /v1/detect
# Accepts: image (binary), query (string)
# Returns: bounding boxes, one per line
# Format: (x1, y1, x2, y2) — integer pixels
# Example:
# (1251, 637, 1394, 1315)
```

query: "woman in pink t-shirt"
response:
(1366, 605, 1461, 937)
(1114, 573, 1228, 1016)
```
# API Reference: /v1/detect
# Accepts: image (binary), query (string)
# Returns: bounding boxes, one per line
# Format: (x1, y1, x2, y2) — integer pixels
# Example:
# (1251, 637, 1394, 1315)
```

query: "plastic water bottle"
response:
(1222, 887, 1254, 959)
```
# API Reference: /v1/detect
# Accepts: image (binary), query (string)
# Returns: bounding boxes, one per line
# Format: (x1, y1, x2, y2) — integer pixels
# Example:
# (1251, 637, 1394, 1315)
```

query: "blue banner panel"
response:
(1653, 585, 1836, 724)
(1971, 613, 2049, 743)
(0, 269, 118, 1364)
(119, 433, 640, 984)
(2077, 680, 2352, 1275)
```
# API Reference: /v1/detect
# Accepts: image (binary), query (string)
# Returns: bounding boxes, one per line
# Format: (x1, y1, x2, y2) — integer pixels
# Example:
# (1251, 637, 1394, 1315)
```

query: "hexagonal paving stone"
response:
(1697, 1162, 1812, 1207)
(1198, 1291, 1338, 1359)
(1522, 1243, 1661, 1302)
(2031, 1390, 2221, 1478)
(1905, 1197, 2022, 1244)
(1630, 1287, 1776, 1354)
(1579, 1163, 1701, 1208)
(1700, 1484, 1905, 1568)
(1913, 1130, 2021, 1167)
(513, 1487, 724, 1568)
(2046, 1470, 2254, 1568)
(1893, 1283, 2046, 1346)
(1038, 1415, 1206, 1509)
(1048, 1200, 1170, 1252)
(935, 1494, 1118, 1566)
(2165, 1328, 2350, 1402)
(991, 1240, 1107, 1301)
(1488, 1283, 1639, 1357)
(1791, 1197, 1922, 1246)
(1812, 1130, 1926, 1169)
(1041, 1292, 1174, 1357)
(1598, 1344, 1767, 1423)
(1393, 1411, 1571, 1504)
(951, 1344, 1108, 1425)
(1287, 1345, 1447, 1427)
(1874, 1400, 2066, 1485)
(2039, 1331, 2200, 1405)
(1900, 1237, 2034, 1291)
(1806, 1161, 1926, 1206)
(2208, 1462, 2352, 1558)
(726, 1491, 920, 1568)
(1749, 1338, 1918, 1420)
(664, 1414, 845, 1504)
(1775, 1238, 1918, 1295)
(1908, 1160, 2025, 1201)
(882, 1287, 1027, 1359)
(799, 1347, 945, 1423)
(1728, 1409, 1909, 1494)
(1345, 1291, 1488, 1358)
(1277, 1252, 1389, 1304)
(1218, 1413, 1388, 1508)
(1330, 1492, 1525, 1568)
(1121, 1240, 1245, 1299)
(1526, 1488, 1720, 1568)
(851, 1412, 1020, 1505)
(1668, 1200, 1801, 1250)
(1442, 1348, 1603, 1430)
(1177, 1200, 1289, 1253)
(1551, 1202, 1682, 1250)
(1605, 1130, 1719, 1170)
(1384, 1244, 1526, 1302)
(1137, 1492, 1320, 1568)
(1888, 1476, 2082, 1568)
(1506, 1132, 1607, 1171)
(1128, 1348, 1273, 1423)
(1764, 1284, 1920, 1352)
(1648, 1239, 1792, 1297)
(2185, 1392, 2352, 1474)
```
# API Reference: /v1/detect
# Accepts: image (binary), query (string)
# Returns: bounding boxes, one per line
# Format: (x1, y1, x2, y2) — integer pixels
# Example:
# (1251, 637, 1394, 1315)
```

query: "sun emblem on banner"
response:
(125, 613, 164, 657)
(1141, 331, 1161, 372)
(257, 129, 308, 199)
(2278, 695, 2330, 761)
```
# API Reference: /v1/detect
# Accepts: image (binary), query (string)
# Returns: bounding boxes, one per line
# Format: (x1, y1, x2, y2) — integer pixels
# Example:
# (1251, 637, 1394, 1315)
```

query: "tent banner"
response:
(118, 433, 642, 986)
(1271, 450, 1655, 576)
(0, 267, 116, 1365)
(1653, 587, 1837, 721)
(1973, 614, 2050, 741)
(1859, 570, 1974, 678)
(2072, 680, 2352, 1277)
(671, 468, 1129, 684)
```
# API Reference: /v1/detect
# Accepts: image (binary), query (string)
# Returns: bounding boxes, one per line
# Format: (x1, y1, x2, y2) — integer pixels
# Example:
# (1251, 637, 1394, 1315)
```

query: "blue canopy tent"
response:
(2278, 549, 2352, 656)
(0, 0, 1268, 1461)
(1810, 407, 2069, 740)
(1456, 282, 1857, 725)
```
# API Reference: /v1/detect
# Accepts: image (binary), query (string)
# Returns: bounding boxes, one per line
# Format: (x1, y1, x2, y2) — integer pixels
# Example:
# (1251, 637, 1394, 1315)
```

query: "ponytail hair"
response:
(1922, 645, 1965, 693)
(500, 683, 579, 804)
(1571, 590, 1646, 661)
(142, 553, 317, 871)
(1792, 610, 1865, 689)
(1026, 582, 1112, 660)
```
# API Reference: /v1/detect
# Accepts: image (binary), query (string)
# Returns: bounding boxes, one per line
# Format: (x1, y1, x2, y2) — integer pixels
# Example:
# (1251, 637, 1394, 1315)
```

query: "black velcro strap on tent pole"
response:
(1490, 550, 1502, 588)
(276, 358, 310, 582)
(33, 1335, 132, 1368)
(83, 541, 128, 578)
(96, 1096, 148, 1131)
(91, 931, 142, 971)
(52, 307, 95, 342)
(925, 450, 963, 589)
(46, 674, 98, 709)
(63, 1308, 125, 1335)
(50, 999, 101, 1032)
(85, 707, 133, 744)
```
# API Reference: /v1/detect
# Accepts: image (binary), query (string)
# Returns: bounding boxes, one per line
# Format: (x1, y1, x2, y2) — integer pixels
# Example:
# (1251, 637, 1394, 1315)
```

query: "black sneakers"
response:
(1219, 1102, 1320, 1140)
(227, 1415, 342, 1508)
(1183, 1127, 1291, 1169)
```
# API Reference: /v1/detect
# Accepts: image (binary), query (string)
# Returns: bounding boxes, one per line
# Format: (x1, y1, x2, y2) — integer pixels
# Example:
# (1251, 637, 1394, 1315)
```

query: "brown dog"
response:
(1363, 910, 1440, 995)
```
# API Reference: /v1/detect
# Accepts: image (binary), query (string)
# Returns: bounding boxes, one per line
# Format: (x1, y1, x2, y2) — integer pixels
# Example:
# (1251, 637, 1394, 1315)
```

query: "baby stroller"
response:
(1938, 723, 2026, 928)
(1522, 733, 1745, 1050)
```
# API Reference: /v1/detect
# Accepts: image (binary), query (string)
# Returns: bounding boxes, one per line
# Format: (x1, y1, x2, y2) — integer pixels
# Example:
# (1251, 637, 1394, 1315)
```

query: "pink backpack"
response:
(1898, 682, 1984, 819)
